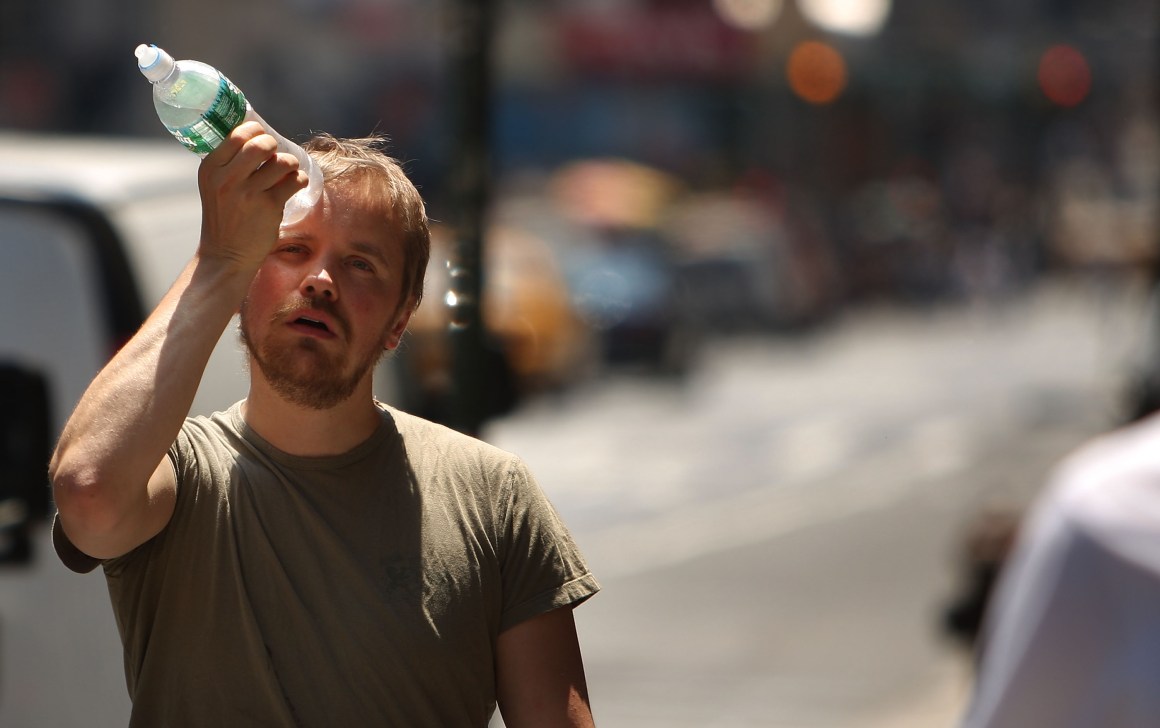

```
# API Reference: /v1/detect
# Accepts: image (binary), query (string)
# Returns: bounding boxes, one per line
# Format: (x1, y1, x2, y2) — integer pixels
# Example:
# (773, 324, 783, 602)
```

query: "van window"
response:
(0, 204, 113, 433)
(0, 363, 51, 563)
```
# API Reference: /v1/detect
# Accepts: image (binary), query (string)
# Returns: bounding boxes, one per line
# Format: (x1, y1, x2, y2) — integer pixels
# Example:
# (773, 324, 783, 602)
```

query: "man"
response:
(960, 414, 1160, 727)
(50, 122, 599, 727)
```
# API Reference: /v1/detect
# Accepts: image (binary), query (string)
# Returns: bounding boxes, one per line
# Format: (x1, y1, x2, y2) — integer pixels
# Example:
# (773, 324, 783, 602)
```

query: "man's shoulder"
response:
(171, 401, 248, 463)
(379, 403, 520, 466)
(377, 404, 532, 504)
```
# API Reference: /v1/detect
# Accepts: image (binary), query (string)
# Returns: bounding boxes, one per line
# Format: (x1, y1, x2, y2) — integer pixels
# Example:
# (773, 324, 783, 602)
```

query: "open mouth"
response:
(294, 316, 331, 334)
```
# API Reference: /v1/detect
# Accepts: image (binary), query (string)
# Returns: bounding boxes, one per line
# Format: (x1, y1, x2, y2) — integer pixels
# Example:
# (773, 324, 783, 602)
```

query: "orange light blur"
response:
(1037, 44, 1091, 108)
(787, 41, 847, 105)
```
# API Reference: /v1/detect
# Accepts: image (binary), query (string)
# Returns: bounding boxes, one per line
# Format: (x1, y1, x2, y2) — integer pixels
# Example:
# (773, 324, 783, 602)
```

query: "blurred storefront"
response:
(3, 0, 1157, 334)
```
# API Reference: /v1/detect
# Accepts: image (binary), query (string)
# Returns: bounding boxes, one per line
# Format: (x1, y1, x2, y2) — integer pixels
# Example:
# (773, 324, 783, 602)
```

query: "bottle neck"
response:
(138, 45, 179, 86)
(151, 61, 179, 87)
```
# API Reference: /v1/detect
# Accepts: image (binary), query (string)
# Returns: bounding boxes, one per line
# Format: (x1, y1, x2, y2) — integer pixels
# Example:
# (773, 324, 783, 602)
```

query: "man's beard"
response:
(239, 295, 386, 410)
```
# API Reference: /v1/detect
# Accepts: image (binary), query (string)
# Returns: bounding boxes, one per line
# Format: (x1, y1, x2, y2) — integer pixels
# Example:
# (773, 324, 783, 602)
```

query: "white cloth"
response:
(963, 414, 1160, 727)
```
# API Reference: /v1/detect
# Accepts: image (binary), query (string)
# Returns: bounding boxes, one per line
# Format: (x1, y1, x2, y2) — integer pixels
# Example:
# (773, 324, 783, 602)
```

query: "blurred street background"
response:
(0, 277, 1149, 727)
(1, 0, 1159, 726)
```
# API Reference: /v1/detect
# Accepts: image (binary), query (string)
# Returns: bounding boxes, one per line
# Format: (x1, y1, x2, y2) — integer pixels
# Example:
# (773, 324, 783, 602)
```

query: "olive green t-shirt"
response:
(55, 401, 599, 727)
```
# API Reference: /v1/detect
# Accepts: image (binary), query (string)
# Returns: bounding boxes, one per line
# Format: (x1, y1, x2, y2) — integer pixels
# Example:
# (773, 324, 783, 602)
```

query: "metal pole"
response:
(445, 0, 494, 436)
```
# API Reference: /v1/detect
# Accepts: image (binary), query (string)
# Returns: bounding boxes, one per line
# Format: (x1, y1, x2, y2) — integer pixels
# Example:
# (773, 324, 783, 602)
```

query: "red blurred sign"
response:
(557, 7, 758, 81)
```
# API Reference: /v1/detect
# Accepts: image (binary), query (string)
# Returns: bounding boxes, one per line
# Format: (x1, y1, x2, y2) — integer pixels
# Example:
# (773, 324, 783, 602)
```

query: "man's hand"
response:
(197, 121, 308, 272)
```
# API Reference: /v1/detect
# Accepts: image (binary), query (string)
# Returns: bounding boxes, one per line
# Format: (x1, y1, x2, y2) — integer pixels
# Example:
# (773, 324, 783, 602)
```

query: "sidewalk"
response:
(854, 653, 971, 728)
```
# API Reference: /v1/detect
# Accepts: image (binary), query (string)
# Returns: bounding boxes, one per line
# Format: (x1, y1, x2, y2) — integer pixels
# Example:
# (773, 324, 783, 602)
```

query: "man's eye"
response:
(350, 259, 374, 272)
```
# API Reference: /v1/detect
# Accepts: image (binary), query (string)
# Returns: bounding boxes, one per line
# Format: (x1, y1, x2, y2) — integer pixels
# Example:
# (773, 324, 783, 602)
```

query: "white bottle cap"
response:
(135, 44, 175, 83)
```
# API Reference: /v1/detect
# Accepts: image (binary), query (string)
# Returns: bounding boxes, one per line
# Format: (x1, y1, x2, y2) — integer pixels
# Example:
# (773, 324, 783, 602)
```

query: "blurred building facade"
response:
(2, 0, 1157, 309)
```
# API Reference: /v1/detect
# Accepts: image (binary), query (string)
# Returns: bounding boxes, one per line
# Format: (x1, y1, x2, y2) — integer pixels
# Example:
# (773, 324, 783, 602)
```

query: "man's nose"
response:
(301, 267, 337, 300)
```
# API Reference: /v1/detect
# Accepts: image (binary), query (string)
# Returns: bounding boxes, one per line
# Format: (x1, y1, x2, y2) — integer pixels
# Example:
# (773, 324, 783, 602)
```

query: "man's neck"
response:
(241, 379, 382, 457)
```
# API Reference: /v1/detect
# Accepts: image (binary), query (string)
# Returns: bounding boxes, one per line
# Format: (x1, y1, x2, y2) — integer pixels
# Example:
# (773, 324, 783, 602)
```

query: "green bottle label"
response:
(170, 76, 248, 156)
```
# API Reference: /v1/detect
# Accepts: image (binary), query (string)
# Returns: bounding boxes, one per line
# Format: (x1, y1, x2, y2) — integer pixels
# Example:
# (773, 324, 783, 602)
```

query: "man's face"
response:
(239, 183, 413, 409)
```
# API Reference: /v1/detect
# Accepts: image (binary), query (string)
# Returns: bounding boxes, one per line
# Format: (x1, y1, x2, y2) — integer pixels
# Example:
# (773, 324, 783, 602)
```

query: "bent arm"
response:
(495, 606, 595, 728)
(50, 122, 305, 560)
(51, 257, 252, 558)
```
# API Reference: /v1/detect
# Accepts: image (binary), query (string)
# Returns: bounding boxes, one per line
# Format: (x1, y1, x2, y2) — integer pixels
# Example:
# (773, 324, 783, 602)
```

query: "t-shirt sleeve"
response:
(52, 511, 103, 574)
(497, 457, 599, 632)
(99, 427, 199, 578)
(52, 441, 188, 575)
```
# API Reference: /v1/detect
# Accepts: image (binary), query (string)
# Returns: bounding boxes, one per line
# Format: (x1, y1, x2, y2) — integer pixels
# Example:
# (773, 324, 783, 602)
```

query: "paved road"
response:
(0, 275, 1147, 727)
(484, 275, 1149, 727)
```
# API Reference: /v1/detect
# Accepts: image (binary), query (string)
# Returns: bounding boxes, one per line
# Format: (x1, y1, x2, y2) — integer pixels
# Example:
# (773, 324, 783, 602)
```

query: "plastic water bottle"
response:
(134, 44, 323, 226)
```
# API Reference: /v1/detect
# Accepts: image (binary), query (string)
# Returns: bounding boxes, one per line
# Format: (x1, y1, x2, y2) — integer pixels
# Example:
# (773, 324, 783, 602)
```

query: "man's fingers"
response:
(269, 170, 310, 208)
(196, 123, 309, 254)
(203, 121, 266, 168)
(233, 133, 281, 172)
(252, 152, 303, 194)
(198, 123, 279, 196)
(202, 129, 292, 197)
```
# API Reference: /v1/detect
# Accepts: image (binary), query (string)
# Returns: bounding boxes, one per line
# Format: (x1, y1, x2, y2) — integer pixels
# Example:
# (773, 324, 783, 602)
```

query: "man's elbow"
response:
(50, 459, 130, 556)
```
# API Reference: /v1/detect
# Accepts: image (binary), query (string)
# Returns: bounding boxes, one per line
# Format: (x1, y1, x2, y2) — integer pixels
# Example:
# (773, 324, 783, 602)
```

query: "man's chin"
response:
(250, 348, 344, 407)
(265, 368, 360, 409)
(242, 328, 381, 409)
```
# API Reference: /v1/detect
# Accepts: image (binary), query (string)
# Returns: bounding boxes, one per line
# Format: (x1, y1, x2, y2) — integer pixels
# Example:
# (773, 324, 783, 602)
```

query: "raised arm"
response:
(495, 606, 596, 728)
(50, 122, 306, 560)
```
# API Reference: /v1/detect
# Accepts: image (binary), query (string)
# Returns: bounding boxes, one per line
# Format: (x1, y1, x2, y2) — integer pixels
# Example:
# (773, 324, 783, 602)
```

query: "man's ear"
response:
(384, 299, 416, 351)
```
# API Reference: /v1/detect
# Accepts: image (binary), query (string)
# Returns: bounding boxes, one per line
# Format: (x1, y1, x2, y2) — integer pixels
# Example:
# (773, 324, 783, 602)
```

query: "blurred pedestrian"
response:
(49, 122, 599, 727)
(941, 502, 1021, 652)
(961, 414, 1160, 727)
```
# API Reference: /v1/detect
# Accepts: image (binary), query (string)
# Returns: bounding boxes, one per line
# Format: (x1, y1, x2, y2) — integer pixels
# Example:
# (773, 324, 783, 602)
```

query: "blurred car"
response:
(562, 225, 697, 373)
(400, 156, 718, 419)
(399, 221, 596, 421)
(660, 190, 842, 332)
(548, 158, 700, 374)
